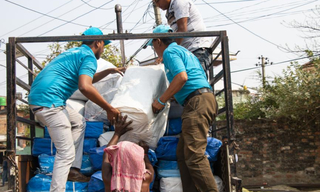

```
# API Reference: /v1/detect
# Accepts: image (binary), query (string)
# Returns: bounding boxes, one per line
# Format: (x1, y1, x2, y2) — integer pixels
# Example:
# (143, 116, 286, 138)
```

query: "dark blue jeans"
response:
(192, 48, 212, 75)
(2, 170, 7, 186)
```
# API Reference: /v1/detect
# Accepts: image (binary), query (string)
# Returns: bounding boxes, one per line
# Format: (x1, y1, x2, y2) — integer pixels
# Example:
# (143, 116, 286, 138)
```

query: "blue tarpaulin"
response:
(88, 171, 104, 192)
(157, 160, 181, 178)
(38, 154, 94, 176)
(89, 146, 106, 171)
(165, 118, 182, 136)
(155, 136, 222, 162)
(27, 174, 88, 192)
(85, 121, 104, 138)
(33, 138, 97, 156)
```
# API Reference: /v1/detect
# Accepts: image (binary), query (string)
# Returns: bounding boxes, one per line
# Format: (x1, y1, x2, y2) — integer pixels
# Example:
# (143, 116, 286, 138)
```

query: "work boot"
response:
(67, 167, 90, 182)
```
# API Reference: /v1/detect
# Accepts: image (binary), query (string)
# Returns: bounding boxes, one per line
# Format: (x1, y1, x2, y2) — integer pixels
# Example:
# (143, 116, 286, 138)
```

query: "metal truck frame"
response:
(5, 29, 240, 191)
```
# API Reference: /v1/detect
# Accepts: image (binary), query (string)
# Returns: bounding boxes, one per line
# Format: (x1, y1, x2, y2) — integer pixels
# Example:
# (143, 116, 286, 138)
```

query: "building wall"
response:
(0, 113, 6, 135)
(216, 119, 320, 186)
(0, 110, 30, 142)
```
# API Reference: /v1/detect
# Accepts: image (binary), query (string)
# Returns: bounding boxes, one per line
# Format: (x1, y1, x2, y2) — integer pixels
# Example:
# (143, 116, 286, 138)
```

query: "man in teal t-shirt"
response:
(28, 27, 124, 192)
(149, 25, 218, 192)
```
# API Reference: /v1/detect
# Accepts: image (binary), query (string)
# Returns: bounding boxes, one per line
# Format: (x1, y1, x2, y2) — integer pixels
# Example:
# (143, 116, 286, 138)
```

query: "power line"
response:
(99, 1, 149, 31)
(38, 0, 114, 36)
(231, 54, 317, 74)
(0, 0, 74, 38)
(4, 0, 88, 29)
(196, 0, 260, 4)
(19, 0, 94, 37)
(206, 8, 315, 28)
(80, 0, 139, 10)
(80, 0, 115, 10)
(201, 0, 284, 49)
(128, 2, 153, 33)
(205, 1, 317, 27)
(204, 0, 311, 22)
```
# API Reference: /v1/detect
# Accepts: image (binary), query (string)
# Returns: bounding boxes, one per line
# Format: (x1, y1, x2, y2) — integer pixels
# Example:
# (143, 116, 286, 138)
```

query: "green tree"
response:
(232, 54, 320, 125)
(40, 41, 122, 69)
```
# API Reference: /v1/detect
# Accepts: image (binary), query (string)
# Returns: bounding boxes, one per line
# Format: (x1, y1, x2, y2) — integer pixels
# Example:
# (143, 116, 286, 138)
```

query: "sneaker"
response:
(67, 168, 90, 182)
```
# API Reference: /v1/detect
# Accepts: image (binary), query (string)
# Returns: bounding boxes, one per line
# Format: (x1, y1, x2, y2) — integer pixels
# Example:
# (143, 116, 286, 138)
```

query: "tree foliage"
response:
(231, 54, 320, 125)
(40, 41, 122, 68)
(284, 6, 320, 55)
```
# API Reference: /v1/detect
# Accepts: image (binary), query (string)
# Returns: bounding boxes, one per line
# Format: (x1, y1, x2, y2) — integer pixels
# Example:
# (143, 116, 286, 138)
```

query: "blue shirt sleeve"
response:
(79, 55, 97, 79)
(163, 50, 186, 77)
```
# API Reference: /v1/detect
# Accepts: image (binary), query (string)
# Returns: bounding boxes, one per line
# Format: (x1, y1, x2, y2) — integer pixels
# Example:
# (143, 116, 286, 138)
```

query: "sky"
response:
(0, 0, 319, 99)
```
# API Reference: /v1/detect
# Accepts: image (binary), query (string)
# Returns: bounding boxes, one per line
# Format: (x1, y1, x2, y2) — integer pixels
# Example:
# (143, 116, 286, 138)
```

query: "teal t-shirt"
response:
(28, 44, 97, 108)
(163, 42, 211, 105)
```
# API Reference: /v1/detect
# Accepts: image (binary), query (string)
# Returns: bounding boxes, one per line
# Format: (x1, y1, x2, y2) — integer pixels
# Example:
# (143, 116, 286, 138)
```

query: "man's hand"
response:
(114, 114, 133, 136)
(155, 57, 163, 64)
(106, 107, 121, 125)
(110, 67, 126, 76)
(152, 99, 165, 114)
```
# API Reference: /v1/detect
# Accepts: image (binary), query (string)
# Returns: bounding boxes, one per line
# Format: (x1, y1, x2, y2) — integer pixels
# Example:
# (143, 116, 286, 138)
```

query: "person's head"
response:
(222, 136, 228, 144)
(82, 27, 111, 59)
(147, 25, 175, 57)
(153, 0, 171, 10)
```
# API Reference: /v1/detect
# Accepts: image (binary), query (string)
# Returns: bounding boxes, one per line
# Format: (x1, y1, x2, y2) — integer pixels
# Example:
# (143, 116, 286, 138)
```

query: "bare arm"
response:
(78, 74, 119, 124)
(152, 71, 188, 113)
(102, 152, 112, 192)
(175, 17, 188, 45)
(139, 141, 154, 192)
(92, 67, 126, 83)
(141, 155, 154, 192)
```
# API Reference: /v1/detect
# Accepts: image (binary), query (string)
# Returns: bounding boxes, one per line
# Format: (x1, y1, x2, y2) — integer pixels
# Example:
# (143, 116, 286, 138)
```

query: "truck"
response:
(3, 8, 241, 192)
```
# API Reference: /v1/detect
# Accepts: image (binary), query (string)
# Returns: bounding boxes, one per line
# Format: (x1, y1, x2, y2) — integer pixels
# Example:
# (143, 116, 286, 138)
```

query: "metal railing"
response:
(6, 29, 237, 191)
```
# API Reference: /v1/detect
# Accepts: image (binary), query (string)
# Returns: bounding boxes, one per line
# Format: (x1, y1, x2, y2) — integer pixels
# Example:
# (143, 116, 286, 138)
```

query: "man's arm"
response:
(175, 17, 188, 45)
(152, 71, 187, 113)
(102, 152, 112, 192)
(92, 67, 126, 83)
(139, 141, 154, 192)
(78, 74, 119, 124)
(141, 155, 155, 192)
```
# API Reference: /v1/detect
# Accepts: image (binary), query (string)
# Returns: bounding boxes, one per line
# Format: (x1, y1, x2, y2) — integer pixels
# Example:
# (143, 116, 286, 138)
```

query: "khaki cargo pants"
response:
(177, 92, 218, 192)
(30, 105, 86, 192)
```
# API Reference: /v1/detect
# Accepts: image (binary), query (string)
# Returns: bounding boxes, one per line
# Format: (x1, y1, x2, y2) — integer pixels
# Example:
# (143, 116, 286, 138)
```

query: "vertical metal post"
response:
(153, 2, 162, 26)
(261, 56, 266, 88)
(115, 4, 126, 66)
(220, 32, 234, 139)
(28, 58, 35, 145)
(6, 37, 17, 191)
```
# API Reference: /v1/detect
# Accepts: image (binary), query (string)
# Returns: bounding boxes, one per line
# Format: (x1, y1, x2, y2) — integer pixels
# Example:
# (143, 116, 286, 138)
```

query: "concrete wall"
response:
(216, 119, 320, 186)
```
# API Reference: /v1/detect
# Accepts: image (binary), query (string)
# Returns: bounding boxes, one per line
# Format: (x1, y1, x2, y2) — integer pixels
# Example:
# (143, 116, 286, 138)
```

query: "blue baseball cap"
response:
(82, 27, 111, 45)
(147, 25, 173, 46)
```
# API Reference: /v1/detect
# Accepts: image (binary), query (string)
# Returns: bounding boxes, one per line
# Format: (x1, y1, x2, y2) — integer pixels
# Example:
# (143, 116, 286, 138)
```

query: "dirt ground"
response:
(0, 183, 10, 192)
(244, 185, 320, 192)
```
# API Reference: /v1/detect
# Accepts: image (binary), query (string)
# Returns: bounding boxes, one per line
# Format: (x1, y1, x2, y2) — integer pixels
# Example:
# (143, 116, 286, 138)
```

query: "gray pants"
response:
(193, 48, 212, 78)
(30, 105, 86, 192)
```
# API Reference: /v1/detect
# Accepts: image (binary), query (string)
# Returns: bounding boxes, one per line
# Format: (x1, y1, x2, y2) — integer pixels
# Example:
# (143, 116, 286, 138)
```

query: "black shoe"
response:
(67, 168, 90, 182)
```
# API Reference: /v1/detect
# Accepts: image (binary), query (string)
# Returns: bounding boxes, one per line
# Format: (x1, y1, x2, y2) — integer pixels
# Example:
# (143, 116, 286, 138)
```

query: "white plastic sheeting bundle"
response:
(160, 177, 182, 192)
(66, 99, 85, 116)
(160, 176, 223, 192)
(98, 131, 115, 146)
(70, 59, 122, 101)
(84, 88, 118, 122)
(111, 64, 170, 149)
